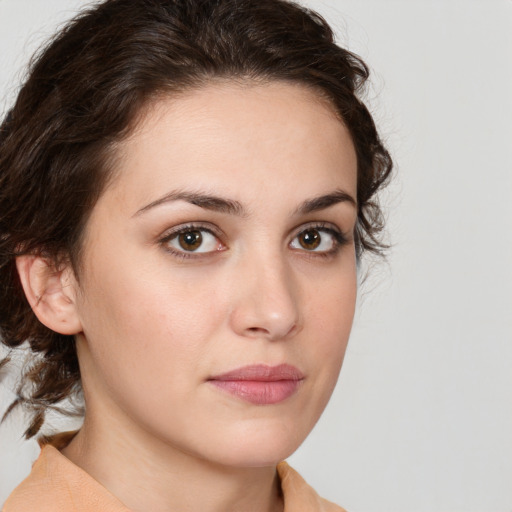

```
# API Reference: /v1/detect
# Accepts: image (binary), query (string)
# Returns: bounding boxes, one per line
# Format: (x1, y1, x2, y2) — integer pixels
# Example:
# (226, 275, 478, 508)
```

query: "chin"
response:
(198, 418, 310, 468)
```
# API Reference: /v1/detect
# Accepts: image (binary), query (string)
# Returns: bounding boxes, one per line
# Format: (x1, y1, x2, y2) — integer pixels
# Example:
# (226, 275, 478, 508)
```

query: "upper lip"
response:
(209, 364, 304, 382)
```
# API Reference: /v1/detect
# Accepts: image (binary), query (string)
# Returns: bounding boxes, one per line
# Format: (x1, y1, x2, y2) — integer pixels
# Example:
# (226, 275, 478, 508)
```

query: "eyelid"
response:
(289, 221, 349, 253)
(289, 221, 344, 240)
(158, 222, 226, 258)
(159, 222, 224, 241)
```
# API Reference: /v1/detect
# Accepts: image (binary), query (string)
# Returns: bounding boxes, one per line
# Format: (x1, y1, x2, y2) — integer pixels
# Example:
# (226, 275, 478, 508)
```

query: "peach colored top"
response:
(3, 434, 346, 512)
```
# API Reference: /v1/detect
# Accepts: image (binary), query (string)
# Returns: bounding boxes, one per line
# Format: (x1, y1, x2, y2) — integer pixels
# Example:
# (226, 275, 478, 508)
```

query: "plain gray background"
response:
(0, 1, 511, 511)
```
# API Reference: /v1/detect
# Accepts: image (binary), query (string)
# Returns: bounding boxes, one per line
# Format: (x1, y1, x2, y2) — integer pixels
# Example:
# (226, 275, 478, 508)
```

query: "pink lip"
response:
(208, 364, 304, 405)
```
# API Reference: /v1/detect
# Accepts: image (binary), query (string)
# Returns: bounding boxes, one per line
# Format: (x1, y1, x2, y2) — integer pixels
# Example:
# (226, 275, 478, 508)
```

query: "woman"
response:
(0, 0, 391, 510)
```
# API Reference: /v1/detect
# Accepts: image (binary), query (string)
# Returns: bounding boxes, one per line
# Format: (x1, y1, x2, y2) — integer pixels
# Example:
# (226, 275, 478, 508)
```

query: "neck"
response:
(61, 414, 283, 512)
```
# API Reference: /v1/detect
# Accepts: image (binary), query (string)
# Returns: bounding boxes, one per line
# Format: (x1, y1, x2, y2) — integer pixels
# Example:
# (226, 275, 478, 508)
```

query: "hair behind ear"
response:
(1, 255, 83, 438)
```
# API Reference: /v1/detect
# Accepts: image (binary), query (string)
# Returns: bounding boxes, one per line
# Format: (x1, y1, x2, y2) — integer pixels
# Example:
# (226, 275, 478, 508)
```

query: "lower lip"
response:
(209, 379, 302, 405)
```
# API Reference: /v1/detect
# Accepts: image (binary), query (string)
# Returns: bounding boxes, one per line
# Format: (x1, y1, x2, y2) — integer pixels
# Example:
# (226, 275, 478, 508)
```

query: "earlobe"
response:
(16, 255, 83, 335)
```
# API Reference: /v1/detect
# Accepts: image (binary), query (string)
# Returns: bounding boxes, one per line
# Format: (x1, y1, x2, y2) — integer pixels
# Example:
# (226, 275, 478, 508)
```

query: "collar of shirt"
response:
(3, 432, 345, 512)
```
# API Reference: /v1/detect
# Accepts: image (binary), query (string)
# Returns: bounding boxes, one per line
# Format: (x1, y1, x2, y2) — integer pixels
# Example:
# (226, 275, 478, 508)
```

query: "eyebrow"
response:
(134, 190, 246, 217)
(133, 188, 356, 217)
(294, 189, 357, 215)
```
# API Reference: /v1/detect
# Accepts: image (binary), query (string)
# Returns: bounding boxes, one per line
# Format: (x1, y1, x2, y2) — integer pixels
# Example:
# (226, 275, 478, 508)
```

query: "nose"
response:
(229, 252, 302, 341)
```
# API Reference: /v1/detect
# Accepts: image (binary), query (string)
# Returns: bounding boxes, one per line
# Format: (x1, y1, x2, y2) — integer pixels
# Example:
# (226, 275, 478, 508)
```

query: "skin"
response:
(20, 81, 358, 512)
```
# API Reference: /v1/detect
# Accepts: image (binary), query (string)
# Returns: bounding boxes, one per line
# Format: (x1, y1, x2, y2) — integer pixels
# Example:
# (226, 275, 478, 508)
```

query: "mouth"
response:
(208, 364, 304, 405)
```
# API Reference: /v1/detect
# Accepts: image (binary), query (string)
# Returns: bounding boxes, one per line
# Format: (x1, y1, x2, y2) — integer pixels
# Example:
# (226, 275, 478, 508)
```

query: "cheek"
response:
(302, 259, 357, 383)
(75, 250, 227, 400)
(305, 256, 357, 339)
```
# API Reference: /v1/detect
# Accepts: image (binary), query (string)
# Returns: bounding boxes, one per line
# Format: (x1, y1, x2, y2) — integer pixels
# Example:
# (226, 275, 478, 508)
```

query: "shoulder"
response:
(277, 461, 347, 512)
(4, 447, 346, 512)
(3, 441, 128, 512)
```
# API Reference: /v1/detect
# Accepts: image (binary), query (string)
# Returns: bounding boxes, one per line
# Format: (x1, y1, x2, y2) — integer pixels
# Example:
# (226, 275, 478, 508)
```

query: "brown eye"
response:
(290, 226, 341, 253)
(178, 230, 203, 251)
(298, 229, 321, 250)
(165, 227, 223, 255)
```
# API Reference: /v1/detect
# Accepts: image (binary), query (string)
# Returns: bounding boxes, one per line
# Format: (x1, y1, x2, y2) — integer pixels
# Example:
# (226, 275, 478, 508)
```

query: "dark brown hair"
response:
(0, 0, 392, 438)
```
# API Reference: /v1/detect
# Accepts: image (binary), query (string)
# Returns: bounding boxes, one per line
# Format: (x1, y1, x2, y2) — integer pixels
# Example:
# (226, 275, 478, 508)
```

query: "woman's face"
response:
(72, 81, 358, 467)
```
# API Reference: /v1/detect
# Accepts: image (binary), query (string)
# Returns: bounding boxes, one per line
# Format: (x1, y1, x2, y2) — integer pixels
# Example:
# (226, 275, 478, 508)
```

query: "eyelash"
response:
(291, 222, 349, 259)
(158, 222, 349, 260)
(158, 223, 224, 260)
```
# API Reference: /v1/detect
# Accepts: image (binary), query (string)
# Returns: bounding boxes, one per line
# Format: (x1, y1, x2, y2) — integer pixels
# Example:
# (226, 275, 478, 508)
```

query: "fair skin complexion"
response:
(17, 81, 358, 512)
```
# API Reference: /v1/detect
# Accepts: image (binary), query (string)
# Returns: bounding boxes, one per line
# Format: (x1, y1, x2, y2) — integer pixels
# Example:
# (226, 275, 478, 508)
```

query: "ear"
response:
(16, 255, 83, 335)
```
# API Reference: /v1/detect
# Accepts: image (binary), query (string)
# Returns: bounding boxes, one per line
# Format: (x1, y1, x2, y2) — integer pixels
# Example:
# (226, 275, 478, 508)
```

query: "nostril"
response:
(247, 326, 270, 334)
(244, 322, 299, 341)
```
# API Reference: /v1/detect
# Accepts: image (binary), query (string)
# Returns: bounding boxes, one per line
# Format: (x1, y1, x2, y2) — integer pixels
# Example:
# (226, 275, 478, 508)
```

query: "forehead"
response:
(104, 80, 357, 214)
